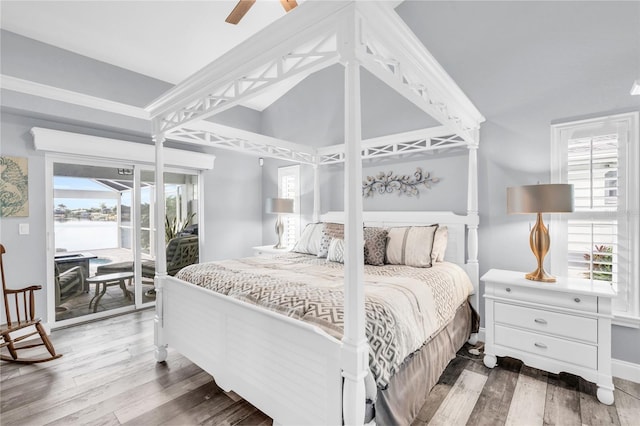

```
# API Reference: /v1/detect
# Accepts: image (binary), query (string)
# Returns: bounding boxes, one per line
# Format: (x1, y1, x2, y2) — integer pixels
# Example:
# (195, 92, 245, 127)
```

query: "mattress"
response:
(176, 252, 474, 389)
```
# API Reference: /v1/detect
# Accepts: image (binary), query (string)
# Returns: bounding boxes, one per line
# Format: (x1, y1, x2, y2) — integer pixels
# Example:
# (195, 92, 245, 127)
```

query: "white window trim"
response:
(551, 111, 639, 327)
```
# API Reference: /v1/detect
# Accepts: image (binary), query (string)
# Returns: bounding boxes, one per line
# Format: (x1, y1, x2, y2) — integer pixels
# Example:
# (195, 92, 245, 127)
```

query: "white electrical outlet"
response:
(19, 223, 29, 235)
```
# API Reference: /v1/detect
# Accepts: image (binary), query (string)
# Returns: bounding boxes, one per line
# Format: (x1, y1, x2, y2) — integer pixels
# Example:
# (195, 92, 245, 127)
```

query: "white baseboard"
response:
(612, 358, 640, 384)
(474, 327, 639, 383)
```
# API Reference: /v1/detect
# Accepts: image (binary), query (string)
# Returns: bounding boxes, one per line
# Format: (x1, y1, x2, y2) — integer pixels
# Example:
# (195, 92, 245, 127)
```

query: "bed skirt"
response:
(374, 301, 478, 426)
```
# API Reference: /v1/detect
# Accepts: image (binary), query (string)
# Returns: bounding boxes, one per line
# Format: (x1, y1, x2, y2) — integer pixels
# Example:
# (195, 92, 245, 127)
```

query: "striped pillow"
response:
(293, 223, 324, 255)
(385, 225, 438, 268)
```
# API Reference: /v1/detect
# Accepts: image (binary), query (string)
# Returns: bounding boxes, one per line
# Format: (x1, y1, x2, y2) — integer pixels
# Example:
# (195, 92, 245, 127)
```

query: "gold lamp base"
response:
(525, 268, 556, 283)
(525, 212, 556, 283)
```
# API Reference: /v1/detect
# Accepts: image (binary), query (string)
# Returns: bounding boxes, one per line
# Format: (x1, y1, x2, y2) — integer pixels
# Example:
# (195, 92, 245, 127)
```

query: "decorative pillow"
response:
(327, 238, 345, 263)
(293, 223, 324, 255)
(385, 225, 438, 268)
(431, 225, 448, 263)
(363, 227, 388, 266)
(317, 223, 344, 258)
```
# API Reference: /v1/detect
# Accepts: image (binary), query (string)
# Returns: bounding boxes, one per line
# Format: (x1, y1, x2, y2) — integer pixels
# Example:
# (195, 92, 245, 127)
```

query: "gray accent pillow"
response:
(363, 227, 388, 266)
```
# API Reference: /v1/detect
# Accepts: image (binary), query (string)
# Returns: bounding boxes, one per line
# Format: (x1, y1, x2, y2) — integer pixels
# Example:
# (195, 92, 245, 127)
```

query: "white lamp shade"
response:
(266, 198, 294, 214)
(507, 184, 574, 214)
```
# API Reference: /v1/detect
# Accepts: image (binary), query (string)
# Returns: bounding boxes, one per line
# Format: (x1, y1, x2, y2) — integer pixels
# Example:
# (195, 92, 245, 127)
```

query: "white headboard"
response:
(319, 211, 479, 310)
(320, 211, 467, 266)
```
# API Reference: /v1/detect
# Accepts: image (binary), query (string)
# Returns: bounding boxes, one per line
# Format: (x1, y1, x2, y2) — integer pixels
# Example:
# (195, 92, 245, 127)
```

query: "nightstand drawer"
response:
(493, 282, 597, 313)
(494, 302, 597, 343)
(495, 324, 597, 370)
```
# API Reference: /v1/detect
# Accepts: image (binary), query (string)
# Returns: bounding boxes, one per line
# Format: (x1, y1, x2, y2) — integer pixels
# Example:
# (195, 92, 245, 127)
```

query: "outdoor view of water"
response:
(55, 220, 118, 252)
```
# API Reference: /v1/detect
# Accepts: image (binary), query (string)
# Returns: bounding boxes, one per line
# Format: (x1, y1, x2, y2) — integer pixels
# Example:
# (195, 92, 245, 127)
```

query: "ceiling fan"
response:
(226, 0, 298, 25)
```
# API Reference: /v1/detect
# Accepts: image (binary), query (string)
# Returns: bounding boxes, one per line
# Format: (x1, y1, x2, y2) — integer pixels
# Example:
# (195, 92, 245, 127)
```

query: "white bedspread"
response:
(176, 252, 473, 388)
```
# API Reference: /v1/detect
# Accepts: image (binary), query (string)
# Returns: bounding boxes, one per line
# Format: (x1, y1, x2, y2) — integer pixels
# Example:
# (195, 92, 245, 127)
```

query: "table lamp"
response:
(507, 184, 574, 282)
(266, 198, 294, 249)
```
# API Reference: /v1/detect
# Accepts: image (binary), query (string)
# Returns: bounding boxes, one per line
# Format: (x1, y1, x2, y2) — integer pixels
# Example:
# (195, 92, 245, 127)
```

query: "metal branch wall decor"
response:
(362, 167, 439, 198)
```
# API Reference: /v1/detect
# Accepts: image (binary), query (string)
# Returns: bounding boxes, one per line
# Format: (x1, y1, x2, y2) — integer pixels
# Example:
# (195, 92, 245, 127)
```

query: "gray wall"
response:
(0, 31, 263, 323)
(1, 30, 169, 107)
(260, 1, 640, 364)
(259, 60, 450, 242)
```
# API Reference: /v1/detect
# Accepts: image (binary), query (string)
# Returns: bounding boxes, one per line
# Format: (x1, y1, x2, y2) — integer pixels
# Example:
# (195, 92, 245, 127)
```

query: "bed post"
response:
(340, 8, 368, 426)
(153, 125, 168, 362)
(312, 163, 320, 223)
(467, 134, 480, 345)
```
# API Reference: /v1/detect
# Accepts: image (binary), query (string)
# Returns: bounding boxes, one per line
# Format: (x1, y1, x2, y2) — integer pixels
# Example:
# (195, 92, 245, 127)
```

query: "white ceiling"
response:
(0, 0, 318, 110)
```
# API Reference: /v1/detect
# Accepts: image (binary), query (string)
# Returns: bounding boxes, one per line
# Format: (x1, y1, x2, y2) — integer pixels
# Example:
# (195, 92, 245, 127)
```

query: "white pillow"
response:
(292, 223, 324, 255)
(327, 238, 345, 263)
(386, 225, 438, 268)
(431, 225, 448, 263)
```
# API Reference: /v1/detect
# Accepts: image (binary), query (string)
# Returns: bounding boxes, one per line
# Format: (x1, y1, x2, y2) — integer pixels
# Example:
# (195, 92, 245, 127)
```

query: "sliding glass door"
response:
(49, 158, 199, 325)
(52, 161, 137, 323)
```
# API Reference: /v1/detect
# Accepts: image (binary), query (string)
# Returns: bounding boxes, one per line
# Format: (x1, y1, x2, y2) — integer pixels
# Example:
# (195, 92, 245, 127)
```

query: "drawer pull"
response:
(534, 318, 547, 325)
(574, 297, 581, 303)
(506, 287, 512, 293)
(534, 342, 547, 349)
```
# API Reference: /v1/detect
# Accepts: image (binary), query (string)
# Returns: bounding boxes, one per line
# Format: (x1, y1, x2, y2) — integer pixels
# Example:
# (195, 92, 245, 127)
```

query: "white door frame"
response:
(46, 155, 204, 327)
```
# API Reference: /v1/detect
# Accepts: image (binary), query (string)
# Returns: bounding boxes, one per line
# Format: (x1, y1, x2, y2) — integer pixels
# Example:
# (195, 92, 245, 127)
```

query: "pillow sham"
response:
(431, 225, 448, 263)
(326, 238, 345, 263)
(363, 227, 388, 266)
(385, 225, 438, 268)
(292, 222, 324, 255)
(318, 223, 344, 258)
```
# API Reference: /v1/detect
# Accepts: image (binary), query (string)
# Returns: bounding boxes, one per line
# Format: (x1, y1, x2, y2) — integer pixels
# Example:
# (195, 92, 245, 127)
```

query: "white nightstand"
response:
(252, 245, 291, 256)
(482, 269, 616, 405)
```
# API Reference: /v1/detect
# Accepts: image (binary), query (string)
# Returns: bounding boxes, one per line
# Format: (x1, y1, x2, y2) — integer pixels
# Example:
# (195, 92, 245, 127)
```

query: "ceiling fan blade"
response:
(225, 0, 256, 25)
(280, 0, 298, 13)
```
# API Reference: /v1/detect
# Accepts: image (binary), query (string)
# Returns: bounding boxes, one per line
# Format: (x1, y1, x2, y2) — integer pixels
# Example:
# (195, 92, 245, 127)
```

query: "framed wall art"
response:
(0, 156, 29, 217)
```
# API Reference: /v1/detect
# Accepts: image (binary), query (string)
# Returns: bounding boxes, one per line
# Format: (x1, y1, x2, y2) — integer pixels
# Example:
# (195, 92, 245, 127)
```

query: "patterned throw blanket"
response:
(176, 253, 473, 389)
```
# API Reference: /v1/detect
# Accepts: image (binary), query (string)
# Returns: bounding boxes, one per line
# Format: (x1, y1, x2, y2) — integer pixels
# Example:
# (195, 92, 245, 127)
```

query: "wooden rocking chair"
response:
(0, 244, 61, 363)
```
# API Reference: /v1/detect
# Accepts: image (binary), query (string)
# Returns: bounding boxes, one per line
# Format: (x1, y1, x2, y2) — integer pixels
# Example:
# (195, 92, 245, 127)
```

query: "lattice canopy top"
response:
(145, 1, 485, 165)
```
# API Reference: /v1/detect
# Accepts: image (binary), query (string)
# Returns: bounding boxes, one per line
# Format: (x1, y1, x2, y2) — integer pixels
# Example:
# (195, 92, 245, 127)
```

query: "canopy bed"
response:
(145, 2, 485, 425)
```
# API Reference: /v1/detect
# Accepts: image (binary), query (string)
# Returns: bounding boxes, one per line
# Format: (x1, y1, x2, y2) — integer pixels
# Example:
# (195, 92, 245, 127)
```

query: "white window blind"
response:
(566, 135, 618, 283)
(551, 112, 639, 323)
(278, 165, 300, 247)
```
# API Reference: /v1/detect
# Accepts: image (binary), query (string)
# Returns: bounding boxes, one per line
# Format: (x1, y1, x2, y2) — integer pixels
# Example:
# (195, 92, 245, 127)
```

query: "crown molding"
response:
(1, 74, 149, 120)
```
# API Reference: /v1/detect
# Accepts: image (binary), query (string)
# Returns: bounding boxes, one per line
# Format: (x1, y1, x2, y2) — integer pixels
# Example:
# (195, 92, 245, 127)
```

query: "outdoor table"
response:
(86, 272, 133, 313)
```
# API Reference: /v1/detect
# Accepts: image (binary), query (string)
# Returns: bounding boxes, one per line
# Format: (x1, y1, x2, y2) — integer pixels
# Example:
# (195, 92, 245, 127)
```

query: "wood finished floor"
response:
(1, 309, 638, 426)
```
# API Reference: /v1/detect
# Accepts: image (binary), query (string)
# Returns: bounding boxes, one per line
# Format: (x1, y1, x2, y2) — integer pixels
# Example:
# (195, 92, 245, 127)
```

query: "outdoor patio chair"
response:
(0, 244, 62, 363)
(97, 235, 199, 279)
(55, 263, 85, 307)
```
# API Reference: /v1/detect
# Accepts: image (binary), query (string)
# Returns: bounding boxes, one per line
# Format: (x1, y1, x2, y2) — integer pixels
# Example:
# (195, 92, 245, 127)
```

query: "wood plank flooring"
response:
(1, 309, 638, 425)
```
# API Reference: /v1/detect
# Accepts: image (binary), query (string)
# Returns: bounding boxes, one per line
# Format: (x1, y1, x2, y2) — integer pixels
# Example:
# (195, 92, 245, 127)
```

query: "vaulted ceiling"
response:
(0, 1, 402, 111)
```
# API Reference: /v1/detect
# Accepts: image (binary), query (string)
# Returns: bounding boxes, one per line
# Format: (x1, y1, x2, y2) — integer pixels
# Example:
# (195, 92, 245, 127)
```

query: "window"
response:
(566, 135, 618, 282)
(278, 165, 300, 247)
(551, 112, 639, 323)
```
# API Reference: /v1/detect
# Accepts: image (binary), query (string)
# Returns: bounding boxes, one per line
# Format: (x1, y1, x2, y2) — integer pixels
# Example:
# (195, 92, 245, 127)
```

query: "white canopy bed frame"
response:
(145, 2, 485, 425)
